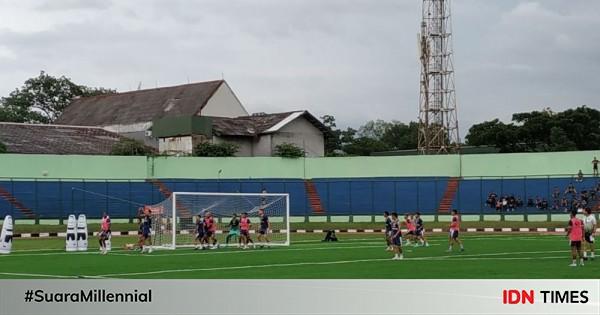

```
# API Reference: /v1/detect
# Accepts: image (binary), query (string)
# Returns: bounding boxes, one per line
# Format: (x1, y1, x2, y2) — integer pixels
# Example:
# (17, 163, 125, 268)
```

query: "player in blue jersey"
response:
(389, 212, 403, 260)
(257, 208, 271, 248)
(194, 215, 207, 250)
(414, 212, 429, 247)
(140, 211, 153, 253)
(384, 211, 392, 251)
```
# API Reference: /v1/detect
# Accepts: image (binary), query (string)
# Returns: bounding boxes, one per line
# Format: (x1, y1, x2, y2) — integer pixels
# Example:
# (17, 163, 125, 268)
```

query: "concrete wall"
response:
(159, 136, 194, 155)
(461, 151, 600, 177)
(212, 136, 253, 157)
(151, 156, 305, 179)
(1, 150, 598, 180)
(305, 155, 460, 178)
(271, 117, 325, 157)
(201, 82, 248, 118)
(0, 154, 148, 179)
(253, 135, 272, 157)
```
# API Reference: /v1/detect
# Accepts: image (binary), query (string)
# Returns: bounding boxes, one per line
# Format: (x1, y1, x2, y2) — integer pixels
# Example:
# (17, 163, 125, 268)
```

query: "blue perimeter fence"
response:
(0, 175, 599, 220)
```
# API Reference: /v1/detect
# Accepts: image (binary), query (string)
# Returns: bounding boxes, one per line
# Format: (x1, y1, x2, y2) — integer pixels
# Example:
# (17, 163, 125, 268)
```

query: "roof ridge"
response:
(73, 80, 225, 100)
(0, 122, 108, 130)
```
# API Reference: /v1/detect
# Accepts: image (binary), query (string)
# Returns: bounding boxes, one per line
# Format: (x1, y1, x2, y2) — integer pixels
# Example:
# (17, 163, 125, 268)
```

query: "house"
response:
(0, 122, 137, 155)
(154, 111, 327, 157)
(55, 80, 247, 147)
(56, 80, 327, 157)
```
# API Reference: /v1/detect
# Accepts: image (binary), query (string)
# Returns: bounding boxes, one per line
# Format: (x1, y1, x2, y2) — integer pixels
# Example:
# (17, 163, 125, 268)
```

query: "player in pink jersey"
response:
(239, 212, 255, 249)
(567, 211, 585, 267)
(403, 214, 416, 246)
(203, 212, 219, 249)
(447, 209, 464, 252)
(99, 212, 111, 255)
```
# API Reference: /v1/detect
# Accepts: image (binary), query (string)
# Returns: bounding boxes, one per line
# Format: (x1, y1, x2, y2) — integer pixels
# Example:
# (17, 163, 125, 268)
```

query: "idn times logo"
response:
(502, 290, 589, 305)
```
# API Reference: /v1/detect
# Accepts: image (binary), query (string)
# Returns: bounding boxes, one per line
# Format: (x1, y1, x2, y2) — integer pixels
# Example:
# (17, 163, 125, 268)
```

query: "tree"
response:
(274, 143, 305, 158)
(194, 142, 239, 157)
(465, 106, 600, 152)
(342, 137, 390, 156)
(320, 115, 342, 156)
(357, 119, 391, 139)
(0, 71, 115, 123)
(111, 138, 154, 156)
(0, 141, 6, 153)
(548, 126, 577, 152)
(381, 121, 418, 150)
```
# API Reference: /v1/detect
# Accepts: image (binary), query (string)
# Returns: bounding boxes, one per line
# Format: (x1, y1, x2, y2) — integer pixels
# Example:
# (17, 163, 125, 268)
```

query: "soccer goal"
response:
(148, 192, 290, 249)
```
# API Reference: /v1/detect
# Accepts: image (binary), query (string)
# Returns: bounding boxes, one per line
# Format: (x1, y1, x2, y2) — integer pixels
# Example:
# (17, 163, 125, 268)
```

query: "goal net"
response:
(148, 192, 290, 249)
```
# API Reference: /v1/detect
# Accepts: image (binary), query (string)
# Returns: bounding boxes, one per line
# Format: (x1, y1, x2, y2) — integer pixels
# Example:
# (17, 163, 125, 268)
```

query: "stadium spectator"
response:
(561, 198, 569, 212)
(507, 195, 516, 212)
(566, 183, 577, 195)
(577, 170, 584, 183)
(552, 187, 561, 199)
(486, 192, 497, 209)
(593, 157, 599, 176)
(527, 198, 535, 208)
(516, 197, 524, 208)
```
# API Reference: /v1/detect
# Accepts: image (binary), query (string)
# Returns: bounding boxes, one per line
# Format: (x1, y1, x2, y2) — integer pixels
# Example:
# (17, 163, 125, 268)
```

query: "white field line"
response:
(0, 272, 79, 279)
(109, 245, 393, 257)
(0, 249, 128, 258)
(94, 250, 571, 278)
(6, 234, 561, 253)
(11, 248, 65, 253)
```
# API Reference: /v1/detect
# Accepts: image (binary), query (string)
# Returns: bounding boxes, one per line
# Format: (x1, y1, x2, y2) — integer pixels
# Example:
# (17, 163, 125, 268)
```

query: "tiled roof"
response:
(55, 80, 225, 126)
(211, 111, 327, 137)
(0, 123, 126, 155)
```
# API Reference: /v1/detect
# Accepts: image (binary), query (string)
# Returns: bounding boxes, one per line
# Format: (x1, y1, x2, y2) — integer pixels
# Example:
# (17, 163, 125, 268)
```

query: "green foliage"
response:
(274, 143, 305, 158)
(194, 142, 239, 157)
(321, 115, 342, 156)
(340, 120, 418, 156)
(466, 106, 600, 152)
(380, 122, 418, 151)
(0, 71, 115, 123)
(342, 137, 390, 156)
(110, 138, 153, 156)
(0, 141, 6, 153)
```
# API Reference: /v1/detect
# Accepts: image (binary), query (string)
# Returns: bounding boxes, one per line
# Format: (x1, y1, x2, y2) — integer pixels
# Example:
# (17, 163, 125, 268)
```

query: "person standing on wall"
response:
(593, 157, 599, 177)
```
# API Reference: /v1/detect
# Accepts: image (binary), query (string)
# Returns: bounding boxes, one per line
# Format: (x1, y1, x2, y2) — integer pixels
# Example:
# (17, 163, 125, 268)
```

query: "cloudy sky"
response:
(0, 0, 598, 134)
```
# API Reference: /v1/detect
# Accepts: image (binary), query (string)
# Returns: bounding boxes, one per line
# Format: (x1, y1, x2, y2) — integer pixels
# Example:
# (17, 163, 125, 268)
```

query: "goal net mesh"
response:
(148, 193, 289, 249)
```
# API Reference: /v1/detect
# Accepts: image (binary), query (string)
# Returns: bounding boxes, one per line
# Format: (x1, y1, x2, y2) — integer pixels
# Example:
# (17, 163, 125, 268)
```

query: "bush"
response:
(110, 138, 153, 156)
(274, 143, 305, 158)
(0, 141, 6, 153)
(194, 142, 238, 157)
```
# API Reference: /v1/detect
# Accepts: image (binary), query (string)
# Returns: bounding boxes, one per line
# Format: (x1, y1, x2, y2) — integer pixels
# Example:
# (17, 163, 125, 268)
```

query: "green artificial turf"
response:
(7, 220, 571, 234)
(0, 233, 595, 279)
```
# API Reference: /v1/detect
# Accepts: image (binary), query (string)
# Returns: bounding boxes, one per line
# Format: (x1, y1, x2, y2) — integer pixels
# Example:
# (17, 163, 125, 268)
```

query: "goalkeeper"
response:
(225, 213, 241, 246)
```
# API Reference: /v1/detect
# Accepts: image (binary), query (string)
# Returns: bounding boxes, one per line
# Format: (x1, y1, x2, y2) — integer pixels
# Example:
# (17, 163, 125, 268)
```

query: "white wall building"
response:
(56, 80, 326, 157)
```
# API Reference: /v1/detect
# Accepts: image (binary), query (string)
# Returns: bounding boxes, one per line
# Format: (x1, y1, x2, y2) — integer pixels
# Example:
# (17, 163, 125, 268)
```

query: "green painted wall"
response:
(305, 155, 460, 178)
(150, 156, 305, 179)
(461, 150, 600, 178)
(0, 154, 148, 179)
(0, 150, 598, 180)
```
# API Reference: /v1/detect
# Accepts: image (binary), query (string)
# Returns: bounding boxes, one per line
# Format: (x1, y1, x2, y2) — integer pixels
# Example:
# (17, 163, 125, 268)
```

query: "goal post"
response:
(149, 192, 290, 249)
